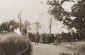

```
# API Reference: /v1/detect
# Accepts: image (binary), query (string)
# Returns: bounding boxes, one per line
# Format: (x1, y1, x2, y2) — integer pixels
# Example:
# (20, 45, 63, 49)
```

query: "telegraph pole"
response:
(40, 2, 53, 34)
(38, 11, 52, 34)
(49, 16, 52, 34)
(36, 18, 39, 34)
(18, 9, 22, 32)
(49, 6, 52, 34)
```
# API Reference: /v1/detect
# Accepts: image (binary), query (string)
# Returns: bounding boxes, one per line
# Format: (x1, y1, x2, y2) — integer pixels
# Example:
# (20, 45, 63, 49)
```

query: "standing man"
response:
(22, 28, 27, 37)
(35, 32, 39, 45)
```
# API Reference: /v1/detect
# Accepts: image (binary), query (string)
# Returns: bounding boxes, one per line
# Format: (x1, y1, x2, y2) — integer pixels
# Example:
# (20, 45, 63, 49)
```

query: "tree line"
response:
(47, 0, 85, 40)
(0, 20, 19, 34)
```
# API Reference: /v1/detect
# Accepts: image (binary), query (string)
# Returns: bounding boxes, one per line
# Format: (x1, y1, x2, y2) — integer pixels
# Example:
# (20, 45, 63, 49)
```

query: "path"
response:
(30, 42, 83, 55)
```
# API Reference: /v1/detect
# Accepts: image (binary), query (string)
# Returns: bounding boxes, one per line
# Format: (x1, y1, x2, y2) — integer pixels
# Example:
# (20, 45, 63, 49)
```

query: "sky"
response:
(62, 1, 75, 12)
(0, 0, 76, 34)
(0, 0, 48, 23)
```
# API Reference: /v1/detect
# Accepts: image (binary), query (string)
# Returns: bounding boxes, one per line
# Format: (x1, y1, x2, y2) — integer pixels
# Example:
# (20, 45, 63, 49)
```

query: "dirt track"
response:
(31, 42, 83, 55)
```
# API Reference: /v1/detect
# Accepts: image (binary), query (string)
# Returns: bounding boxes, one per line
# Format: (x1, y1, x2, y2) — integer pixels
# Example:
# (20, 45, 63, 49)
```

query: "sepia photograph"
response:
(0, 0, 84, 55)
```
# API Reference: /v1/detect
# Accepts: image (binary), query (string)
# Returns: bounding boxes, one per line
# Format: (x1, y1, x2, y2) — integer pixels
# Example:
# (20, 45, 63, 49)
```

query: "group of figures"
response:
(59, 52, 80, 55)
(34, 34, 49, 45)
(35, 34, 56, 44)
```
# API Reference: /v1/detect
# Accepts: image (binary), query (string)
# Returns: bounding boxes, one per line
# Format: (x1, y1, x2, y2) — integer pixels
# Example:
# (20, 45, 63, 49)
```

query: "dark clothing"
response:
(35, 35, 39, 45)
(22, 29, 27, 37)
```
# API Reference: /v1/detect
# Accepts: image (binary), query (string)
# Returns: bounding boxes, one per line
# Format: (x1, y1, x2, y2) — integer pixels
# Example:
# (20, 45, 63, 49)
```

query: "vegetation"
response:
(0, 20, 19, 33)
(47, 0, 85, 40)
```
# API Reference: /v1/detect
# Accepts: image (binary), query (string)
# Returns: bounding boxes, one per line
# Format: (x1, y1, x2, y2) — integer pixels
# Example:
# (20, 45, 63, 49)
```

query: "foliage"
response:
(0, 20, 19, 33)
(71, 0, 85, 35)
(0, 22, 10, 32)
(47, 0, 72, 26)
(47, 0, 85, 39)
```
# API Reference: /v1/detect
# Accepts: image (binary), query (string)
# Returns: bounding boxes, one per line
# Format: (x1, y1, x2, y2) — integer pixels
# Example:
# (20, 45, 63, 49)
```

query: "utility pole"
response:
(38, 11, 53, 34)
(40, 2, 53, 34)
(18, 9, 22, 32)
(49, 6, 52, 34)
(49, 16, 52, 34)
(36, 18, 39, 34)
(36, 22, 38, 34)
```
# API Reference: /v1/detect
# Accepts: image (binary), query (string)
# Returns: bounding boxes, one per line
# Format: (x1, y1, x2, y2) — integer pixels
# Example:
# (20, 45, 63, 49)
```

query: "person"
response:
(45, 35, 48, 43)
(0, 32, 32, 55)
(40, 34, 43, 43)
(35, 35, 39, 45)
(22, 28, 27, 37)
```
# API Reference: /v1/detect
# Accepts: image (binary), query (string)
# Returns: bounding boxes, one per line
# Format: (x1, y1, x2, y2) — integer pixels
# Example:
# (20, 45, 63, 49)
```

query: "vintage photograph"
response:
(0, 0, 84, 55)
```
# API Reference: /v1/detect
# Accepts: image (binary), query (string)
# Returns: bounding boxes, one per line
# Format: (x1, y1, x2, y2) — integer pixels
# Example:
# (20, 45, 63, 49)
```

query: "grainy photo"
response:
(0, 0, 84, 55)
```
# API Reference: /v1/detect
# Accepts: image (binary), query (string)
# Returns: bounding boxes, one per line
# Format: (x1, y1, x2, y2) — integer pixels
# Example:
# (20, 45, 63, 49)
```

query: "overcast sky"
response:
(0, 0, 76, 33)
(0, 0, 76, 23)
(0, 0, 48, 23)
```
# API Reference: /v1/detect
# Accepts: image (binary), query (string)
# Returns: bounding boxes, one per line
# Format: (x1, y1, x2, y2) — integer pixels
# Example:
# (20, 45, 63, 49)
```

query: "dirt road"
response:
(31, 42, 82, 55)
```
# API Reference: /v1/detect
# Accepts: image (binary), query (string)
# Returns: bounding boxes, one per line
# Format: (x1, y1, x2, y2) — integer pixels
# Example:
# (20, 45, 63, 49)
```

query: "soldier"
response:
(40, 34, 43, 43)
(22, 28, 27, 37)
(35, 32, 39, 45)
(35, 35, 38, 45)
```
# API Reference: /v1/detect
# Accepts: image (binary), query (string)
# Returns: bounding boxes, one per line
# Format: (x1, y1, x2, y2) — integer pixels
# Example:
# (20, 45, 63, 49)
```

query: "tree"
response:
(0, 22, 10, 33)
(9, 20, 18, 31)
(47, 0, 85, 39)
(0, 20, 19, 33)
(71, 0, 85, 38)
(47, 0, 72, 26)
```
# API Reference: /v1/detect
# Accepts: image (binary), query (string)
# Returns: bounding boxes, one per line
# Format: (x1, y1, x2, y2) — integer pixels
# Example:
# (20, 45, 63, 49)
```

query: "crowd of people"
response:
(28, 33, 57, 44)
(28, 32, 81, 45)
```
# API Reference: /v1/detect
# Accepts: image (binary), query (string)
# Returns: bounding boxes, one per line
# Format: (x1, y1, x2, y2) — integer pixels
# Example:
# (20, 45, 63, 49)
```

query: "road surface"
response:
(30, 42, 84, 55)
